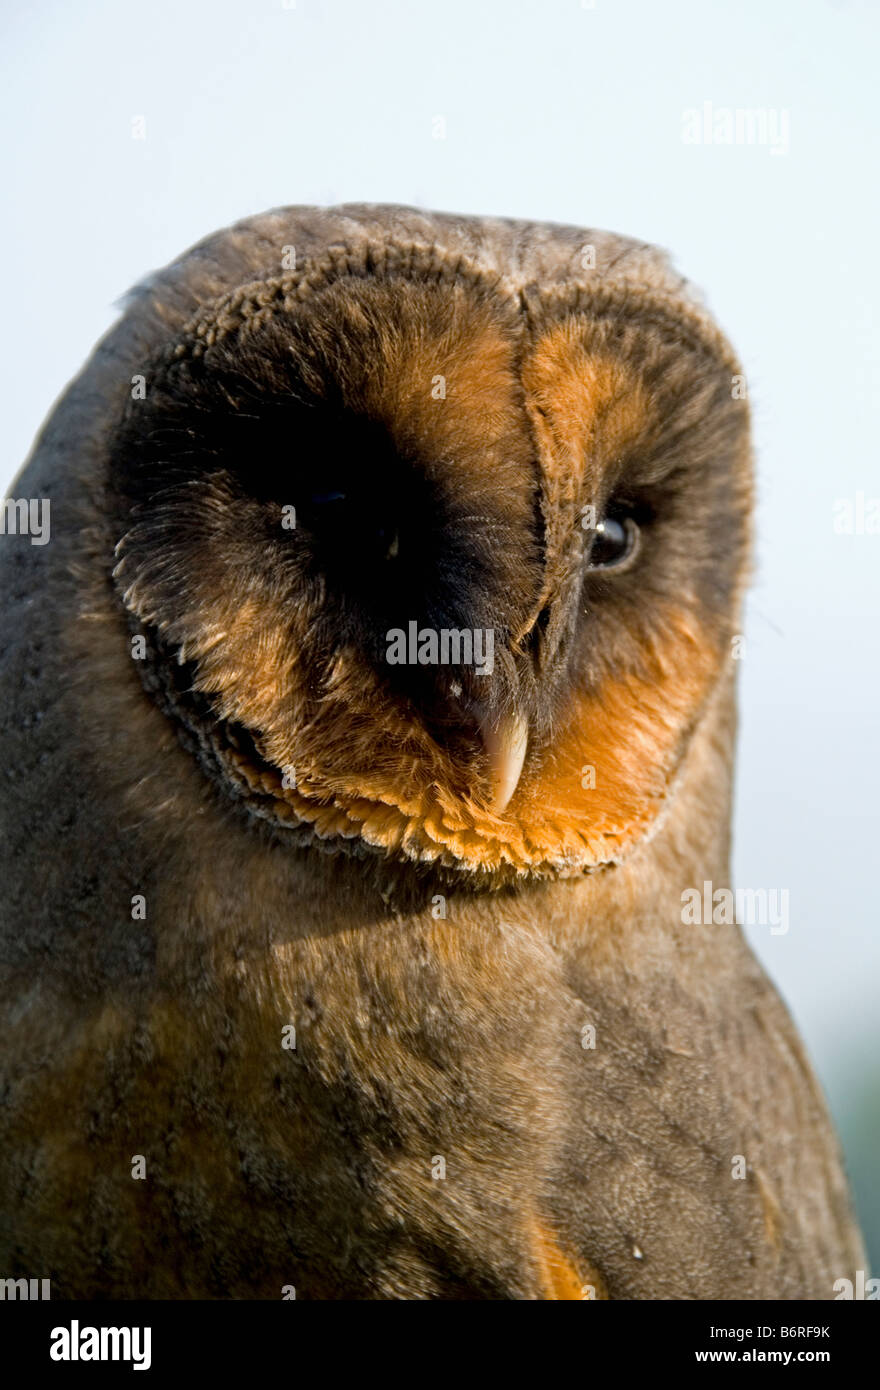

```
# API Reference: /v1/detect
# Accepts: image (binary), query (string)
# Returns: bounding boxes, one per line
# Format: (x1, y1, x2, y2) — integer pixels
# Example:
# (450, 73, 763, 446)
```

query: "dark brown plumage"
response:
(0, 204, 865, 1297)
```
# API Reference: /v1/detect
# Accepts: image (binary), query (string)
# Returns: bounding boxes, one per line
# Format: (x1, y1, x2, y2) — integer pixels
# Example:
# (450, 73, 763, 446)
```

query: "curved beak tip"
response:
(478, 711, 529, 814)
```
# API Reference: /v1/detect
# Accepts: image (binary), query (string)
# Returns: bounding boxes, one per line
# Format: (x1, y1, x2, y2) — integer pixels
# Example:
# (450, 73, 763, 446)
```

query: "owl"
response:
(0, 204, 864, 1299)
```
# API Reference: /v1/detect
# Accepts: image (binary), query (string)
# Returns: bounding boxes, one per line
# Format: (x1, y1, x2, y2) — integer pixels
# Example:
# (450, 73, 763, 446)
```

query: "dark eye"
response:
(308, 490, 348, 506)
(300, 486, 400, 561)
(587, 513, 639, 571)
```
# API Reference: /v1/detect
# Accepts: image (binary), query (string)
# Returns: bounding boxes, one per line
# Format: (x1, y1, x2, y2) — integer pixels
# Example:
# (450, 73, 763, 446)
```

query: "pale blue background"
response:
(2, 0, 877, 1270)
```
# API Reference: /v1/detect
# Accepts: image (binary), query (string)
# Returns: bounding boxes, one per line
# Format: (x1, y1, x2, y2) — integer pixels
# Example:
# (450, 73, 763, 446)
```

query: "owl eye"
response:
(587, 513, 639, 570)
(308, 490, 348, 506)
(299, 483, 401, 563)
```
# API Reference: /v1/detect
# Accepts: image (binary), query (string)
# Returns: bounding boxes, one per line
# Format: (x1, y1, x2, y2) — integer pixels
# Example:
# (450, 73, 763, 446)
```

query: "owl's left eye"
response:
(308, 490, 348, 506)
(303, 487, 400, 559)
(587, 513, 639, 571)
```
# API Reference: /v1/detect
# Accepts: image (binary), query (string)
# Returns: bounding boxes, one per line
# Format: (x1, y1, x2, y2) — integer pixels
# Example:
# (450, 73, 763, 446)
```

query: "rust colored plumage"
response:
(0, 204, 865, 1298)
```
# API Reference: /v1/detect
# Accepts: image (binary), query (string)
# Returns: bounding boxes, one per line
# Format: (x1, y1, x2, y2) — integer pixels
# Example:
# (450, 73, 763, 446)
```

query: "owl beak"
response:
(476, 710, 529, 814)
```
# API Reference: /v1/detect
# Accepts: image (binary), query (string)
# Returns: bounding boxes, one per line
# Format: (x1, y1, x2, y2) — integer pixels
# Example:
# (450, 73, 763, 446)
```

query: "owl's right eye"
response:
(587, 513, 640, 571)
(299, 485, 400, 561)
(308, 490, 347, 506)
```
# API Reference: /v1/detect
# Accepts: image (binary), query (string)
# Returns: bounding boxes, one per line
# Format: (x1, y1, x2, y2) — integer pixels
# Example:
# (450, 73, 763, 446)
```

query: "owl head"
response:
(109, 205, 751, 883)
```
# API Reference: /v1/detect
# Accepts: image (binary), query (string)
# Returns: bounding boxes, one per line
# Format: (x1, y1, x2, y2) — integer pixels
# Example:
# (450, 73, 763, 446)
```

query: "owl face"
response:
(111, 232, 751, 881)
